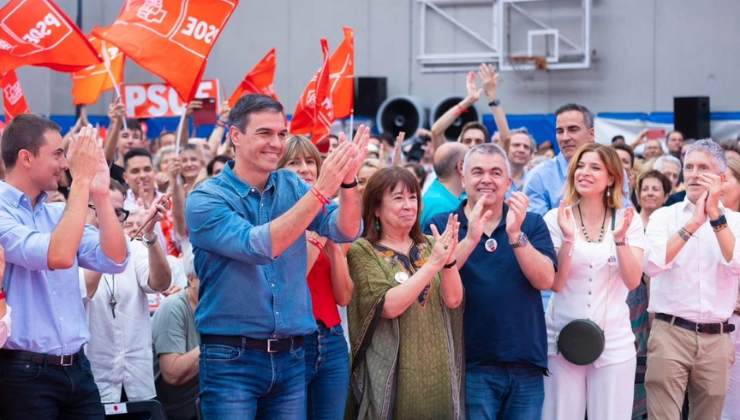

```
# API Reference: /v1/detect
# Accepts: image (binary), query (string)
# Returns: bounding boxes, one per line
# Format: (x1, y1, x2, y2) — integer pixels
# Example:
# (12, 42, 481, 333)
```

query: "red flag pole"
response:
(101, 41, 127, 131)
(349, 108, 354, 142)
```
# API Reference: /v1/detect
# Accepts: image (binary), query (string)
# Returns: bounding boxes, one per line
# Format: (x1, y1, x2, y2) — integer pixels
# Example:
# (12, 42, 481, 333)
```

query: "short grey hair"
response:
(653, 154, 681, 172)
(555, 103, 594, 129)
(683, 138, 727, 172)
(509, 127, 537, 151)
(463, 143, 512, 176)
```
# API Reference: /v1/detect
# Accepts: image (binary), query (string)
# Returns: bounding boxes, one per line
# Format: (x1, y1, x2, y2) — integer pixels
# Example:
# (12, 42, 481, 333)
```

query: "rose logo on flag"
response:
(136, 0, 167, 24)
(3, 81, 23, 105)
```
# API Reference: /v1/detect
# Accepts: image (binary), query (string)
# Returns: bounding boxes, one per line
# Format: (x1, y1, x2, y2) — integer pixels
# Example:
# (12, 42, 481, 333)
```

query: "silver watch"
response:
(509, 232, 529, 248)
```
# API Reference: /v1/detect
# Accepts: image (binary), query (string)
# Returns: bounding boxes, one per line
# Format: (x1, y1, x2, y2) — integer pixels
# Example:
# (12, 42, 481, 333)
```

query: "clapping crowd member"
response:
(0, 57, 738, 420)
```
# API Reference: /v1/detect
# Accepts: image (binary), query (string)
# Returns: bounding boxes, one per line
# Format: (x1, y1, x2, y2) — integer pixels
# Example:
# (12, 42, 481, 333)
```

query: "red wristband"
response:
(310, 187, 330, 214)
(307, 237, 324, 251)
(0, 290, 5, 300)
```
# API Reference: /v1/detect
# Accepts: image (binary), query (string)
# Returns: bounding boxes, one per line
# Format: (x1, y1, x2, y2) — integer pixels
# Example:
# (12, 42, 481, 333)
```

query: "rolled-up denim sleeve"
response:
(0, 214, 51, 271)
(309, 202, 363, 244)
(77, 224, 129, 274)
(186, 189, 274, 265)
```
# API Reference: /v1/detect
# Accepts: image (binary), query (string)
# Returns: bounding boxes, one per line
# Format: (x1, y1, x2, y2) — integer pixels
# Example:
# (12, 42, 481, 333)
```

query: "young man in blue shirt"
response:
(0, 115, 128, 418)
(185, 94, 368, 419)
(426, 143, 557, 419)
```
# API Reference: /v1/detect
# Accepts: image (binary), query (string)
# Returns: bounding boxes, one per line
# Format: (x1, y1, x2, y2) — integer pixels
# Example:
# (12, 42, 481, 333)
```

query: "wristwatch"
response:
(488, 98, 501, 107)
(142, 233, 157, 247)
(509, 232, 529, 248)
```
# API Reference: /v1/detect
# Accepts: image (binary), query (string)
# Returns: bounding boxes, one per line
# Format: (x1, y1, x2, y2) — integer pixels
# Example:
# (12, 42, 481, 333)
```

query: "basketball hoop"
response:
(508, 55, 549, 71)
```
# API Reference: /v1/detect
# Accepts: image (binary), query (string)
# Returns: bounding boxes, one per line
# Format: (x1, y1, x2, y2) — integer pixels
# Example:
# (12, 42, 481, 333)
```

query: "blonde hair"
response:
(563, 143, 625, 209)
(727, 155, 740, 182)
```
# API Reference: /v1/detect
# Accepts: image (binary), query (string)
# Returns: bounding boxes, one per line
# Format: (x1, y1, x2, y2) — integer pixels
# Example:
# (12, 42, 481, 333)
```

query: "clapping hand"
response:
(505, 192, 529, 238)
(698, 173, 723, 219)
(429, 213, 460, 269)
(465, 71, 482, 103)
(466, 196, 494, 241)
(613, 207, 635, 243)
(557, 201, 576, 242)
(478, 63, 500, 101)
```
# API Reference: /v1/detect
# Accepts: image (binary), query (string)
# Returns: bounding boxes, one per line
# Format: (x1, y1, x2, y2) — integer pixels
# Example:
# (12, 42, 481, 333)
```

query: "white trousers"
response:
(543, 354, 636, 420)
(721, 314, 740, 420)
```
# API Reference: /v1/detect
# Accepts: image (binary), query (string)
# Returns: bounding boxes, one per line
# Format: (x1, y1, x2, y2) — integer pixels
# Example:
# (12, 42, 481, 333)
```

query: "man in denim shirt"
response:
(185, 94, 368, 419)
(0, 115, 128, 418)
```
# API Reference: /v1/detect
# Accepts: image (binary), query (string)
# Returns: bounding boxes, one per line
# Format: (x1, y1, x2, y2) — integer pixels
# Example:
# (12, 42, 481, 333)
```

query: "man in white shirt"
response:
(83, 181, 172, 404)
(644, 139, 740, 420)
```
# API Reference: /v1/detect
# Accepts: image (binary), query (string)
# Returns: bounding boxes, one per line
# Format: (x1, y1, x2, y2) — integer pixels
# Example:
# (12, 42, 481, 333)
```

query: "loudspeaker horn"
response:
(430, 96, 480, 140)
(376, 96, 428, 137)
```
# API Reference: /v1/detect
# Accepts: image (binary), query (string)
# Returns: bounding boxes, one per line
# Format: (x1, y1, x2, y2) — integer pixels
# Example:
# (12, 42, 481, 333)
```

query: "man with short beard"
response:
(524, 104, 595, 216)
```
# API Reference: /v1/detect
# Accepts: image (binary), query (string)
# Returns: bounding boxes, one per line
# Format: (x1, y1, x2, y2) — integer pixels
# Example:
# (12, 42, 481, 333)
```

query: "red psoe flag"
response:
(93, 0, 238, 102)
(290, 39, 334, 144)
(0, 0, 101, 74)
(71, 36, 125, 105)
(228, 48, 278, 108)
(329, 27, 354, 119)
(1, 70, 30, 122)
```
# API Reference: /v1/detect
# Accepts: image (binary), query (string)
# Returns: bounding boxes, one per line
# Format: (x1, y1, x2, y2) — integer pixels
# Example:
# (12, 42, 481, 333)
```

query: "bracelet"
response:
(488, 98, 500, 107)
(340, 178, 358, 189)
(307, 237, 324, 251)
(713, 222, 728, 233)
(454, 104, 468, 117)
(443, 260, 457, 269)
(215, 120, 226, 128)
(0, 290, 5, 300)
(678, 227, 692, 242)
(141, 234, 157, 246)
(310, 187, 330, 213)
(710, 214, 727, 228)
(614, 239, 627, 247)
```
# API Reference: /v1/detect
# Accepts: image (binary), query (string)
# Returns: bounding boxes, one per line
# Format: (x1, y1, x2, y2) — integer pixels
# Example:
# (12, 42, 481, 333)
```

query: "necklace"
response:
(577, 203, 606, 243)
(103, 275, 117, 318)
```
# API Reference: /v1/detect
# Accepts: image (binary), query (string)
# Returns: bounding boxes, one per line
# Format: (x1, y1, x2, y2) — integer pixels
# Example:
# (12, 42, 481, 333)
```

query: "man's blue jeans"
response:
(199, 342, 306, 420)
(304, 324, 349, 420)
(466, 363, 545, 420)
(0, 351, 104, 419)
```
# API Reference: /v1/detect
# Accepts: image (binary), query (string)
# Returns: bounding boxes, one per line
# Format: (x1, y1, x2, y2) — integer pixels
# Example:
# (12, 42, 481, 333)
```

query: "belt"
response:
(656, 313, 735, 334)
(0, 349, 84, 367)
(201, 334, 304, 353)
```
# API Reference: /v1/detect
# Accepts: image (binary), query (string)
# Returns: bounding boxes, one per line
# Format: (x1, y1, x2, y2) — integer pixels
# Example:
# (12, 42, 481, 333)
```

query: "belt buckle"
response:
(267, 338, 279, 353)
(59, 354, 74, 367)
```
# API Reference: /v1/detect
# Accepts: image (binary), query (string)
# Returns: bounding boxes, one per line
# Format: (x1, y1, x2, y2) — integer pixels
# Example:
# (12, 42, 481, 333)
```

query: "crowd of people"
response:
(0, 65, 738, 420)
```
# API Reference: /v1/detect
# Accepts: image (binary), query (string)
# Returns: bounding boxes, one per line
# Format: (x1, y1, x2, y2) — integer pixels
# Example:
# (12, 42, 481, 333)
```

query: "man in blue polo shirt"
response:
(185, 94, 368, 419)
(426, 143, 556, 419)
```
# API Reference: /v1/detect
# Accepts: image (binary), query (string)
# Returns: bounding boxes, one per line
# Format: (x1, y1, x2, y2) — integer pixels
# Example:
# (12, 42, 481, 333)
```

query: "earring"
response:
(374, 219, 381, 232)
(607, 187, 612, 198)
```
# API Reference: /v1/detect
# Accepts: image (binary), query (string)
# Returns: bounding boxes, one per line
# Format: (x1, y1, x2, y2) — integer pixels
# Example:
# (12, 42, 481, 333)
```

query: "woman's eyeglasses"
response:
(88, 204, 130, 222)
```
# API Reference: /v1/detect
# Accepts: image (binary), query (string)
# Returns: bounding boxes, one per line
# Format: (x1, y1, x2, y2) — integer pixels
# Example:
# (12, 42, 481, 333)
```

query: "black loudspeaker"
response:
(355, 77, 387, 117)
(674, 96, 710, 139)
(376, 96, 427, 137)
(431, 96, 480, 140)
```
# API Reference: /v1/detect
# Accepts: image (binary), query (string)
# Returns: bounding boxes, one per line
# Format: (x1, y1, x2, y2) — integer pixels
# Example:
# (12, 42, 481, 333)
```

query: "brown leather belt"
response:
(657, 313, 734, 334)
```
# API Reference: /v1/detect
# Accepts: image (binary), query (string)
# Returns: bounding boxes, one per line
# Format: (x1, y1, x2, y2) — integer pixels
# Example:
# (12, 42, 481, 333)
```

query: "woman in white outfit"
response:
(542, 143, 646, 420)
